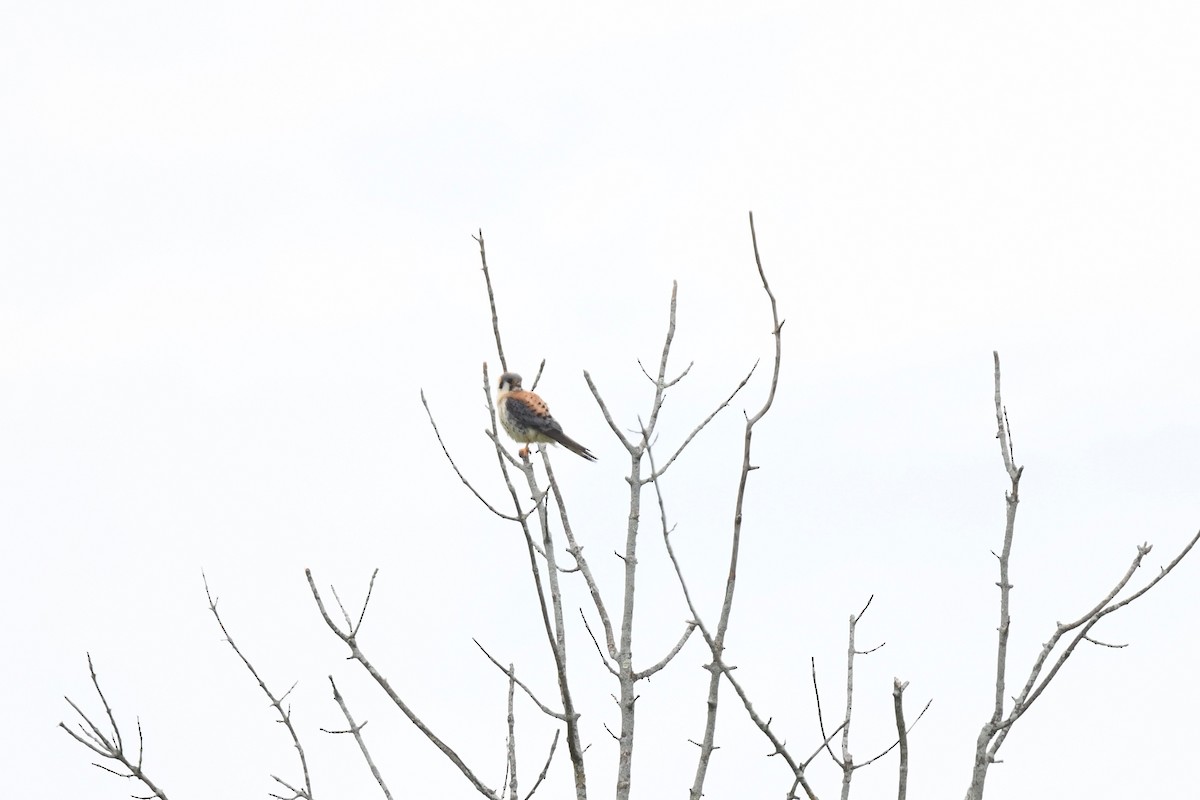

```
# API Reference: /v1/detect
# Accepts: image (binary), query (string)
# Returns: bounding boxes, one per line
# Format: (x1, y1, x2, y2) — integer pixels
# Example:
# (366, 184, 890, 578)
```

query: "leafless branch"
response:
(811, 657, 840, 767)
(642, 281, 680, 439)
(474, 229, 507, 374)
(688, 210, 785, 799)
(529, 358, 546, 391)
(964, 353, 1025, 800)
(634, 622, 697, 681)
(583, 371, 636, 453)
(964, 353, 1199, 800)
(306, 569, 501, 800)
(422, 389, 545, 522)
(204, 573, 312, 799)
(472, 640, 569, 721)
(471, 256, 590, 800)
(580, 610, 619, 677)
(638, 357, 694, 388)
(1082, 635, 1127, 649)
(641, 361, 758, 484)
(544, 449, 617, 659)
(270, 775, 307, 800)
(59, 654, 169, 800)
(506, 667, 518, 800)
(514, 447, 588, 799)
(522, 731, 561, 800)
(893, 679, 910, 800)
(323, 677, 393, 800)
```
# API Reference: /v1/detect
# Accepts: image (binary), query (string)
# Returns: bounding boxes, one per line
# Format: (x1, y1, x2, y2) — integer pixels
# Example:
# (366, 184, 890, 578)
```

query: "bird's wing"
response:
(505, 391, 562, 434)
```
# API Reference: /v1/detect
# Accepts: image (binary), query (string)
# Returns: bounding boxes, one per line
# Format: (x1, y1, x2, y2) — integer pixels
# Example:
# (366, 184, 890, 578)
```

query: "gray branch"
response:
(204, 573, 312, 799)
(306, 569, 501, 800)
(59, 654, 169, 800)
(322, 677, 393, 800)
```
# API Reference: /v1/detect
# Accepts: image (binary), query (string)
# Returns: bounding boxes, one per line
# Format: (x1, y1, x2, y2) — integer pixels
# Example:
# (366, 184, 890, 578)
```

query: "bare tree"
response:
(60, 217, 1198, 800)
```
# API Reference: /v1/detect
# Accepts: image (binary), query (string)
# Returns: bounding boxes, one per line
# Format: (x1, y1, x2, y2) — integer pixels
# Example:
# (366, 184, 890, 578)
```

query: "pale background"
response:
(3, 3, 1198, 798)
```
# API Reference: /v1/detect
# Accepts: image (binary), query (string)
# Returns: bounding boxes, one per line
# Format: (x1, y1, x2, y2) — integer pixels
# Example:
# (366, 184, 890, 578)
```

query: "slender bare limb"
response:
(995, 528, 1200, 745)
(422, 389, 546, 522)
(634, 622, 697, 681)
(893, 680, 909, 800)
(204, 573, 312, 799)
(608, 282, 689, 800)
(59, 654, 169, 800)
(583, 371, 636, 453)
(689, 210, 785, 799)
(855, 697, 931, 769)
(640, 361, 758, 483)
(472, 639, 569, 721)
(964, 353, 1199, 800)
(523, 731, 561, 800)
(963, 353, 1024, 800)
(506, 667, 519, 800)
(323, 677, 394, 800)
(544, 450, 617, 659)
(580, 610, 620, 677)
(271, 775, 308, 800)
(517, 447, 588, 799)
(529, 358, 546, 391)
(638, 357, 693, 388)
(642, 281, 680, 439)
(811, 657, 840, 766)
(306, 569, 501, 800)
(837, 596, 882, 800)
(472, 254, 589, 799)
(651, 406, 828, 799)
(474, 229, 507, 374)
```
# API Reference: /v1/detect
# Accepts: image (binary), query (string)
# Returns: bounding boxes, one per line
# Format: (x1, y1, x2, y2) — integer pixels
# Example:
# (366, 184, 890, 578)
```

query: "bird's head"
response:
(497, 372, 523, 393)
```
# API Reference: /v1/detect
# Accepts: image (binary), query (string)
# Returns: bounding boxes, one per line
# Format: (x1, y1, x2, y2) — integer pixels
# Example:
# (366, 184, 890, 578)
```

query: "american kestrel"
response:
(496, 372, 597, 461)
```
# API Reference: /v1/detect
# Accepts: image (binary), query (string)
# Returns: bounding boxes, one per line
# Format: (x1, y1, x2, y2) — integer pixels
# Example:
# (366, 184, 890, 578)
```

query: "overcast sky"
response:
(3, 3, 1199, 799)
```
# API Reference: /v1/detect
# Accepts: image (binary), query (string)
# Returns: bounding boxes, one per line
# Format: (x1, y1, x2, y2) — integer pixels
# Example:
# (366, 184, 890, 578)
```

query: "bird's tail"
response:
(548, 430, 598, 461)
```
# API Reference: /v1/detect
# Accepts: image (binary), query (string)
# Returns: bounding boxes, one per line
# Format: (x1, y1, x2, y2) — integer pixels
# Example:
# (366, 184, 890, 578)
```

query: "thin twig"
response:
(583, 371, 635, 453)
(422, 390, 544, 522)
(641, 361, 758, 484)
(522, 731, 561, 800)
(689, 211, 785, 800)
(204, 573, 312, 799)
(59, 654, 170, 800)
(544, 449, 617, 658)
(306, 569, 501, 800)
(634, 622, 697, 681)
(325, 677, 393, 800)
(474, 229, 506, 374)
(580, 610, 619, 677)
(964, 354, 1199, 800)
(472, 639, 569, 721)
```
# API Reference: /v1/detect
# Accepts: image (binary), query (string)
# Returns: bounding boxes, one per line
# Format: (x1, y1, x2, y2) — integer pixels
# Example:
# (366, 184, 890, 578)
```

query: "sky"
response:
(3, 3, 1199, 799)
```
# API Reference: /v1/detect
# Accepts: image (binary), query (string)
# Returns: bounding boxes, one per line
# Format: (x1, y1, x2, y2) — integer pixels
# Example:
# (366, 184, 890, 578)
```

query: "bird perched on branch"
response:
(496, 372, 597, 461)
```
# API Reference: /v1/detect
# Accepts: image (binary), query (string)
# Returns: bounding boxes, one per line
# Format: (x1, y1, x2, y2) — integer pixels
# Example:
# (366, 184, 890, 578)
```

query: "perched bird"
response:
(496, 372, 597, 461)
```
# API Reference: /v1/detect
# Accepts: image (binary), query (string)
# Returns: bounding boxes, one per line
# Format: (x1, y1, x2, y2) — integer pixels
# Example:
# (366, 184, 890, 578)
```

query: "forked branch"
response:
(964, 353, 1199, 800)
(59, 653, 169, 800)
(203, 573, 312, 800)
(306, 569, 501, 800)
(322, 677, 394, 800)
(688, 210, 785, 798)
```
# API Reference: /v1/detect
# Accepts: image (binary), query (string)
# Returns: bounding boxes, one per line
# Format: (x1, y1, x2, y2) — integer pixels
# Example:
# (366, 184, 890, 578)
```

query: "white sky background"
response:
(3, 2, 1199, 798)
